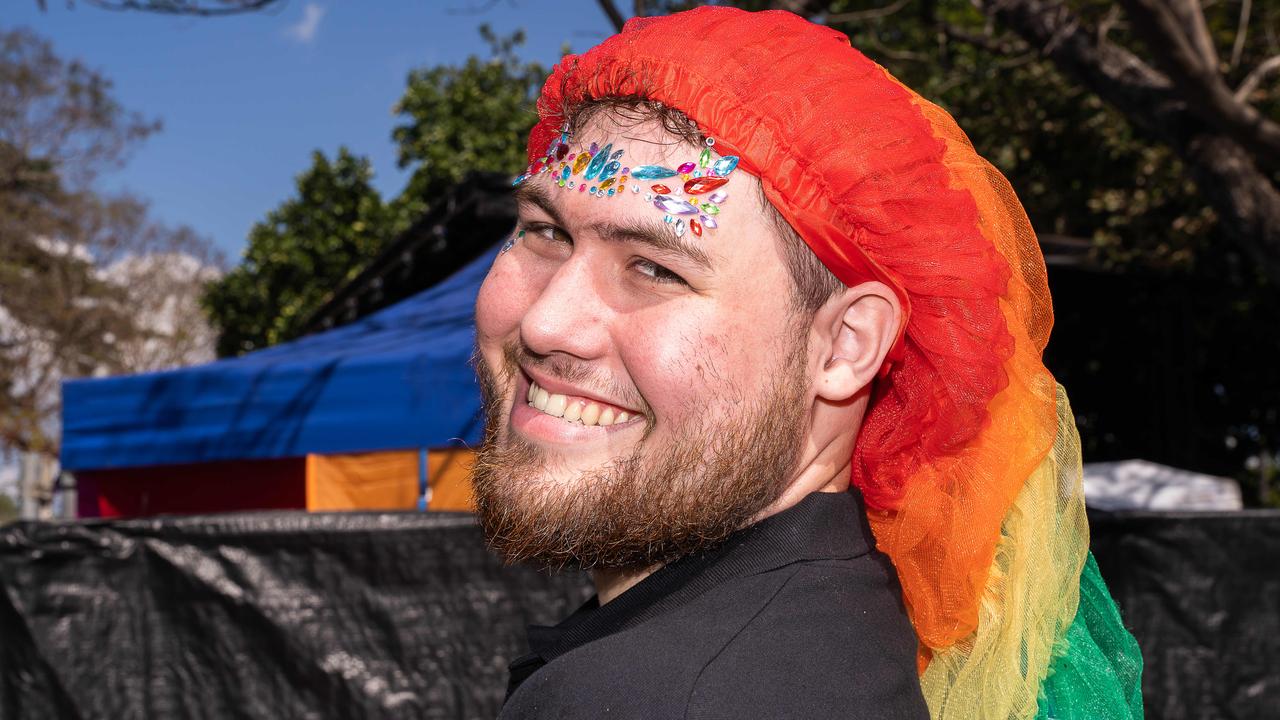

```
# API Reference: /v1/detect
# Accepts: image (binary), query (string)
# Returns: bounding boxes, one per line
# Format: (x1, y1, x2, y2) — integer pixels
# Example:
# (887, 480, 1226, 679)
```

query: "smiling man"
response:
(470, 7, 1142, 720)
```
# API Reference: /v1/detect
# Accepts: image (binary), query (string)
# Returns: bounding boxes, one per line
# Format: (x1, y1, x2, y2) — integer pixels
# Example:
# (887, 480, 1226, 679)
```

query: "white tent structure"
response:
(1082, 459, 1243, 511)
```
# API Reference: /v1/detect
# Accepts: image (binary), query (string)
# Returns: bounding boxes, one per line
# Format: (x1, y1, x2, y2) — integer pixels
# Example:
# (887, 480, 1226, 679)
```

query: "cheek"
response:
(619, 296, 797, 422)
(617, 308, 745, 421)
(475, 258, 540, 345)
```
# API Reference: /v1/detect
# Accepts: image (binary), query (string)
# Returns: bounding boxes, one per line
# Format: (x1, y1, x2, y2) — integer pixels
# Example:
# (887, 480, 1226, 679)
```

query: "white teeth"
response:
(526, 380, 634, 426)
(544, 393, 567, 417)
(563, 401, 583, 422)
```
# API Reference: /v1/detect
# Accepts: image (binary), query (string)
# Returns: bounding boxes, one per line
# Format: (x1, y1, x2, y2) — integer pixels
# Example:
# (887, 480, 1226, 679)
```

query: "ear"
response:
(812, 281, 902, 403)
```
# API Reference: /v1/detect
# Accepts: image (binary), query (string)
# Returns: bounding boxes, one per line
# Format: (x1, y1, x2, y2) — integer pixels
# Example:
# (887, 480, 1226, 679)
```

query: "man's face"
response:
(471, 116, 818, 571)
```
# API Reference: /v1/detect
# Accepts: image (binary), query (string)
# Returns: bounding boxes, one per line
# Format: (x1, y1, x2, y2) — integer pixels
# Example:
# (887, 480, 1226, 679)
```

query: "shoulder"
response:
(501, 555, 929, 720)
(685, 559, 929, 720)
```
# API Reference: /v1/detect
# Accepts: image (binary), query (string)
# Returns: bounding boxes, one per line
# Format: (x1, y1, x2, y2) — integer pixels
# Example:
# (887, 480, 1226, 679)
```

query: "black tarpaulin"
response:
(1089, 509, 1280, 719)
(0, 512, 591, 720)
(2, 510, 1276, 719)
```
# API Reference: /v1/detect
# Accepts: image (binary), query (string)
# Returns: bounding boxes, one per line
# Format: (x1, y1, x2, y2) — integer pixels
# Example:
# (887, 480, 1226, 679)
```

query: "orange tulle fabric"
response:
(526, 8, 1086, 715)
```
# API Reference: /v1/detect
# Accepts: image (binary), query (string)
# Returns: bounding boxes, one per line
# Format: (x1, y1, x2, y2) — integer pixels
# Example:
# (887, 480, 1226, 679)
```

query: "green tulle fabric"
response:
(1035, 553, 1145, 719)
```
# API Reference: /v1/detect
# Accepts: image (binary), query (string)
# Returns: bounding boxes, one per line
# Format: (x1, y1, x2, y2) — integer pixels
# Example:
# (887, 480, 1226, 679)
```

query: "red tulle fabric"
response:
(526, 7, 1048, 659)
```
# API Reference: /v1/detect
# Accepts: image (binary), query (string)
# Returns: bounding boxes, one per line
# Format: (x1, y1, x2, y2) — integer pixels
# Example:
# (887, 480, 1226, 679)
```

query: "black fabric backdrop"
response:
(1089, 509, 1280, 720)
(2, 510, 1275, 719)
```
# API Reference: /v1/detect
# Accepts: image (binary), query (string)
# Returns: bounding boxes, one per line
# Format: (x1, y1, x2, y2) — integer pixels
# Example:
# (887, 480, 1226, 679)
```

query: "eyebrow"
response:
(513, 182, 715, 273)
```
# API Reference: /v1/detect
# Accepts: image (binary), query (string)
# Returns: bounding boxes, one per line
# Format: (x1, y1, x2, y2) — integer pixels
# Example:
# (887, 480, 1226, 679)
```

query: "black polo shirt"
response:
(499, 489, 930, 719)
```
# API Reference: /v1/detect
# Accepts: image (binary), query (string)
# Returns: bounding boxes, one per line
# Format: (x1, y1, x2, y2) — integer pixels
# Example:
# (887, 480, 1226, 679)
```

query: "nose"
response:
(519, 254, 610, 361)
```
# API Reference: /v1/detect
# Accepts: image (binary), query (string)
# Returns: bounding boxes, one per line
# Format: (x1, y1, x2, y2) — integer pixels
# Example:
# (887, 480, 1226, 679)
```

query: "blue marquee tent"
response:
(61, 246, 497, 472)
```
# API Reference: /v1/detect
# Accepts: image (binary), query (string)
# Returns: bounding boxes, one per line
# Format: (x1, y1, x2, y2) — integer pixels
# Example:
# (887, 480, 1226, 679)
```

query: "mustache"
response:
(484, 341, 649, 416)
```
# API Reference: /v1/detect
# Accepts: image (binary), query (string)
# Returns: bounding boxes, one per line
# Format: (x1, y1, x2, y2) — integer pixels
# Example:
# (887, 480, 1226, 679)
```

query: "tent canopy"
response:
(61, 247, 497, 471)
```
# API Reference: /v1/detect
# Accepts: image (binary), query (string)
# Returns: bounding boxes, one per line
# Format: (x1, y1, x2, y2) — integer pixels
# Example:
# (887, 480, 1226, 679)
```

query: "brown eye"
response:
(632, 258, 688, 286)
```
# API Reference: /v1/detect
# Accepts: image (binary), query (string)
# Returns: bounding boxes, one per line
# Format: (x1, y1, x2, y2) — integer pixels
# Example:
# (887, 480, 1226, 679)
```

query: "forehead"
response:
(518, 115, 780, 271)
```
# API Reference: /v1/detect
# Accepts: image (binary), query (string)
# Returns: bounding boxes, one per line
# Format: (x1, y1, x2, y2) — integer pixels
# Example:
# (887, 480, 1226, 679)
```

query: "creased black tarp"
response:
(0, 512, 591, 720)
(2, 510, 1276, 719)
(1089, 509, 1280, 720)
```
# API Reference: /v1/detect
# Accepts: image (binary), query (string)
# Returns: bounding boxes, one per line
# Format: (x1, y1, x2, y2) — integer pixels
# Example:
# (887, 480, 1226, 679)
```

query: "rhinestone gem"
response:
(511, 173, 529, 186)
(610, 149, 625, 161)
(700, 214, 718, 229)
(700, 202, 721, 216)
(712, 156, 739, 176)
(584, 143, 613, 180)
(600, 178, 616, 190)
(608, 189, 615, 196)
(674, 219, 686, 238)
(654, 196, 700, 215)
(555, 143, 570, 160)
(632, 185, 640, 193)
(599, 160, 621, 181)
(684, 176, 728, 195)
(651, 184, 672, 194)
(698, 147, 711, 168)
(631, 165, 678, 179)
(589, 142, 599, 155)
(645, 193, 654, 201)
(572, 153, 591, 174)
(708, 190, 729, 203)
(561, 166, 571, 181)
(676, 161, 697, 174)
(691, 219, 703, 237)
(579, 184, 587, 193)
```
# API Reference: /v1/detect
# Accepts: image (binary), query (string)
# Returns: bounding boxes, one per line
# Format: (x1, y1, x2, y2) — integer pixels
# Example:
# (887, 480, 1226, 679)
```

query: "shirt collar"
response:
(522, 488, 875, 666)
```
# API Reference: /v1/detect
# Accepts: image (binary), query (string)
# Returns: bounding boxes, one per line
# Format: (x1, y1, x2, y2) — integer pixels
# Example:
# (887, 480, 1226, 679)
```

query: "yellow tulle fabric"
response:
(920, 385, 1089, 718)
(901, 82, 1092, 718)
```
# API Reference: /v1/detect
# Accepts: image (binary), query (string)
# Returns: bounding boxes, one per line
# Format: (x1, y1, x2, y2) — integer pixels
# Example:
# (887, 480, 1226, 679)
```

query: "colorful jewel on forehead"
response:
(584, 143, 613, 180)
(599, 160, 621, 181)
(654, 196, 700, 215)
(712, 156, 739, 176)
(631, 165, 678, 180)
(543, 134, 730, 235)
(684, 175, 728, 195)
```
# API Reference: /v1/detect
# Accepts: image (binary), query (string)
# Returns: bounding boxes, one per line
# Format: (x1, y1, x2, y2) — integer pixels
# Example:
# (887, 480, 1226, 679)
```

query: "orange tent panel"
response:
(306, 451, 420, 511)
(426, 448, 475, 512)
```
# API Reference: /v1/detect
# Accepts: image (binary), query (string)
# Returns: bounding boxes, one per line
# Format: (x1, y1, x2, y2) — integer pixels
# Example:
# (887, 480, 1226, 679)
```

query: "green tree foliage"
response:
(390, 25, 545, 229)
(202, 148, 390, 356)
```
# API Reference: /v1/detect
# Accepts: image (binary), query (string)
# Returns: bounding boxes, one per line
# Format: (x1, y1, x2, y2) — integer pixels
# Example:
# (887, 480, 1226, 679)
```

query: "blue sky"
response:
(5, 1, 623, 261)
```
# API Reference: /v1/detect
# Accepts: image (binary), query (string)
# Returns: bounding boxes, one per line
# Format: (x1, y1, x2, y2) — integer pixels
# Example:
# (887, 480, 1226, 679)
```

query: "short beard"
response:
(469, 334, 812, 574)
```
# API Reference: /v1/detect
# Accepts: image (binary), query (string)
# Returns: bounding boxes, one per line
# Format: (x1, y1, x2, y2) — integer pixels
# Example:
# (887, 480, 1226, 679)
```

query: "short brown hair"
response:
(563, 97, 845, 315)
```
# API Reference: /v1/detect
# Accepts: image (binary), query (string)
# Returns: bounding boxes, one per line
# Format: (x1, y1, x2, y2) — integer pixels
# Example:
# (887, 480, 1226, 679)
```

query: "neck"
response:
(592, 565, 657, 605)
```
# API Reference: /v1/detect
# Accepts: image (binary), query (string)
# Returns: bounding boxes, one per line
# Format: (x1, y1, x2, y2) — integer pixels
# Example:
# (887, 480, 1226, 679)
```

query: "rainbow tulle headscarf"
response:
(525, 7, 1143, 718)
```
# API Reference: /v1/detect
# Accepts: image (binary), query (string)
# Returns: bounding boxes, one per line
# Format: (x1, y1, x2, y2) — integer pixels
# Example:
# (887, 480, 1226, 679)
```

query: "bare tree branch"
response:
(1236, 54, 1280, 100)
(1121, 0, 1280, 171)
(978, 0, 1280, 283)
(825, 0, 912, 25)
(79, 0, 281, 15)
(1166, 0, 1220, 71)
(596, 0, 626, 33)
(1230, 0, 1252, 69)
